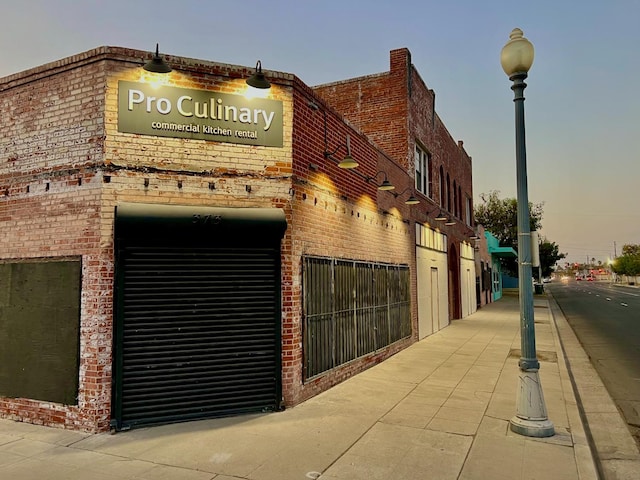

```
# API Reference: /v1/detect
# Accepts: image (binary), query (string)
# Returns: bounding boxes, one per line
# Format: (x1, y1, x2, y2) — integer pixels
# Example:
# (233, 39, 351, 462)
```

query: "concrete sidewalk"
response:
(0, 293, 637, 480)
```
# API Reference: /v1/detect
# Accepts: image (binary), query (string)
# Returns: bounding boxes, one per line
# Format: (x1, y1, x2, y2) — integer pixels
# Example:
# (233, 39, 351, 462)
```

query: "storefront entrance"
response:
(112, 203, 286, 430)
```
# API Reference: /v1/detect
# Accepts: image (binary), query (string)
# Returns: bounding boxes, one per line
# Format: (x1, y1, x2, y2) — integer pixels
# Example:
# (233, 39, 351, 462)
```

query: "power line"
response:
(559, 245, 613, 252)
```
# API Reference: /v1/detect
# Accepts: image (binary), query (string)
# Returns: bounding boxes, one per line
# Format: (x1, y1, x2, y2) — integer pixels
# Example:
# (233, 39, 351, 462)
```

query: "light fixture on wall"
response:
(425, 207, 447, 222)
(313, 104, 359, 169)
(143, 44, 172, 73)
(405, 195, 420, 205)
(367, 171, 395, 191)
(394, 188, 420, 205)
(324, 133, 358, 169)
(444, 217, 456, 226)
(246, 60, 271, 89)
(434, 210, 448, 221)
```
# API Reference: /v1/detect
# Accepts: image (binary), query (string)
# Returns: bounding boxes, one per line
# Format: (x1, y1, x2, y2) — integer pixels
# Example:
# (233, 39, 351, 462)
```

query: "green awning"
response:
(488, 246, 517, 258)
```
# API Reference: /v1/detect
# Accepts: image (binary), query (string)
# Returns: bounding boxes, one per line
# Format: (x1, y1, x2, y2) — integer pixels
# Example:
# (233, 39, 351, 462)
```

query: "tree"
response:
(539, 239, 567, 278)
(622, 244, 640, 256)
(474, 190, 553, 278)
(474, 191, 543, 250)
(612, 244, 640, 278)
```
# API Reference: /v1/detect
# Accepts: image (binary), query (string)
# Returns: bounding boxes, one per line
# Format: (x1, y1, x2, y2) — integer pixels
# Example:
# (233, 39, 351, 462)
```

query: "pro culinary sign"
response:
(118, 81, 283, 147)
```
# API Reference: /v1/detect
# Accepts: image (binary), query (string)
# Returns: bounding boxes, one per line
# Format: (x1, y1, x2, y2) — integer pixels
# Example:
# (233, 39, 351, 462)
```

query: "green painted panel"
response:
(0, 259, 81, 405)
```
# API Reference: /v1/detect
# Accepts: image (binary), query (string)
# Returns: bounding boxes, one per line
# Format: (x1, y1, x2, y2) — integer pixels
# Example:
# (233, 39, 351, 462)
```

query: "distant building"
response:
(474, 225, 493, 307)
(485, 231, 517, 300)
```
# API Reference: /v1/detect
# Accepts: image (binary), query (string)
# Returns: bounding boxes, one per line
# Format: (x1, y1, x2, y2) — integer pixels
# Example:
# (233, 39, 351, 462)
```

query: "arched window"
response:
(453, 181, 458, 217)
(446, 173, 451, 212)
(439, 166, 445, 206)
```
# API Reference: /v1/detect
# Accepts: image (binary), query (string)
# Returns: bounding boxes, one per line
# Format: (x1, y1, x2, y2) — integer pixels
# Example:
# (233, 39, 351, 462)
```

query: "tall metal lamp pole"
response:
(500, 28, 554, 437)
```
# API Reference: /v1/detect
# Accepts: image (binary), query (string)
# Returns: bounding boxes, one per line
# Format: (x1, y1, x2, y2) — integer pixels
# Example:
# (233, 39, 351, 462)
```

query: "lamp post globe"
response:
(501, 28, 535, 78)
(502, 28, 554, 438)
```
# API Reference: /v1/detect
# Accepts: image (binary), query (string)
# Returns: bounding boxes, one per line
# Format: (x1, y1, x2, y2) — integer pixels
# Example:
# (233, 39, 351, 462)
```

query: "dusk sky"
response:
(2, 0, 638, 266)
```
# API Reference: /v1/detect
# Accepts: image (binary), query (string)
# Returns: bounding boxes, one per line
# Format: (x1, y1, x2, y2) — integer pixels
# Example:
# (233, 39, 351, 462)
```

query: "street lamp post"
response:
(501, 28, 554, 437)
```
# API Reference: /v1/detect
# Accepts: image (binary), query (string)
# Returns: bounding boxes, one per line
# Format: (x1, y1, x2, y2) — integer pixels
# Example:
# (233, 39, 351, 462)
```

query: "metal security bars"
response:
(303, 256, 411, 380)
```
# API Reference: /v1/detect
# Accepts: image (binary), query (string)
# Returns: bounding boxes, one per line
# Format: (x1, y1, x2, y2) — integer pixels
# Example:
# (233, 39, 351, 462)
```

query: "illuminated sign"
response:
(117, 81, 283, 147)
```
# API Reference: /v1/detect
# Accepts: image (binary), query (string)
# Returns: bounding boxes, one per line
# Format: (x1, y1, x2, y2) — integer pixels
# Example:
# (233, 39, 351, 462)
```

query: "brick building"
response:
(474, 224, 493, 308)
(315, 48, 477, 338)
(0, 46, 475, 432)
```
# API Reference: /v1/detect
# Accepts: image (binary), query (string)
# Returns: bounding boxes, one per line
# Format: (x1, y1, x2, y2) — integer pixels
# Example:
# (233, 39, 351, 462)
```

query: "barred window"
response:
(303, 256, 411, 380)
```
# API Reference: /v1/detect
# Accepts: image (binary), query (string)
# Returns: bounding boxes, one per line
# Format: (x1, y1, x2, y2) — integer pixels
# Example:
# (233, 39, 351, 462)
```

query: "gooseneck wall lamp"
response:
(425, 208, 448, 222)
(311, 100, 417, 206)
(393, 188, 420, 205)
(367, 171, 395, 191)
(322, 117, 359, 169)
(327, 134, 358, 169)
(501, 28, 554, 438)
(143, 44, 172, 73)
(434, 211, 449, 221)
(246, 60, 271, 89)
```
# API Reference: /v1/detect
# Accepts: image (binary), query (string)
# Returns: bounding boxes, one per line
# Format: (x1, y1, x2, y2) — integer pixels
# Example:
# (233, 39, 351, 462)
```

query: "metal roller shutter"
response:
(112, 204, 286, 431)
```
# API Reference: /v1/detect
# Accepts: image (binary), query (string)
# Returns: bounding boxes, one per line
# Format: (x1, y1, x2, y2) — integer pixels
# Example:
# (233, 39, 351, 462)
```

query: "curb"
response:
(546, 294, 601, 480)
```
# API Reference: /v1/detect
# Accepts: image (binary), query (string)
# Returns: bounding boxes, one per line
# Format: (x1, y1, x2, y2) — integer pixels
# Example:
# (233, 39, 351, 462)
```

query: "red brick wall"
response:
(102, 54, 297, 429)
(314, 48, 473, 228)
(314, 48, 476, 320)
(285, 80, 417, 405)
(1, 48, 299, 432)
(313, 50, 411, 171)
(0, 57, 108, 431)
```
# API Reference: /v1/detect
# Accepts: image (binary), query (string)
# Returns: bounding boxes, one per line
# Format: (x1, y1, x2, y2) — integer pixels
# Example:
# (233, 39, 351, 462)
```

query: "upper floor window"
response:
(446, 173, 451, 212)
(453, 180, 458, 217)
(439, 166, 445, 206)
(415, 145, 431, 197)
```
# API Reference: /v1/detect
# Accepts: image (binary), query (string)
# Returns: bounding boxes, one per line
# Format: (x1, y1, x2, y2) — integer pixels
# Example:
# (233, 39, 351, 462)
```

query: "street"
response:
(547, 279, 640, 447)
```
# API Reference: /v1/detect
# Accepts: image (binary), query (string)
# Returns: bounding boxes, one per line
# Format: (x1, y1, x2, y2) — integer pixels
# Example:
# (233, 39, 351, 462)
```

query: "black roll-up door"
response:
(112, 204, 286, 430)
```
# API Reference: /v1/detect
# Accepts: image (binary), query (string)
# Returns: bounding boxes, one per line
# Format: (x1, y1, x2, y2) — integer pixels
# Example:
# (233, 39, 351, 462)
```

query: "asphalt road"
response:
(547, 279, 640, 446)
